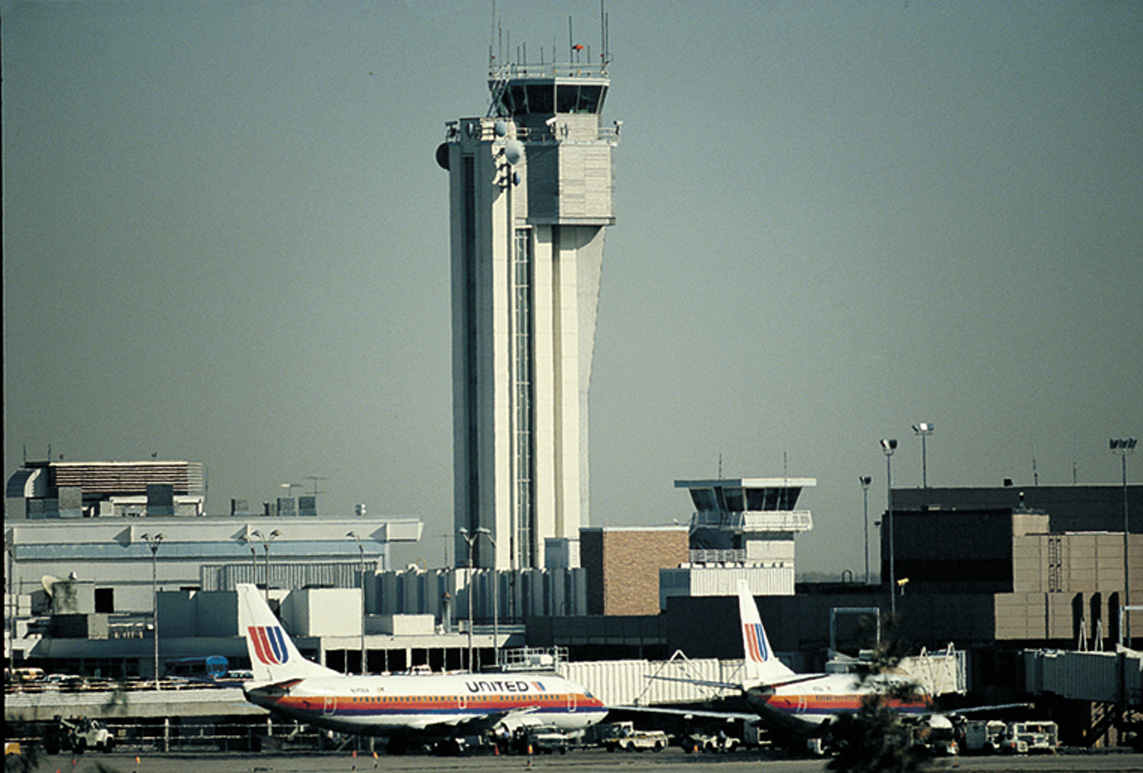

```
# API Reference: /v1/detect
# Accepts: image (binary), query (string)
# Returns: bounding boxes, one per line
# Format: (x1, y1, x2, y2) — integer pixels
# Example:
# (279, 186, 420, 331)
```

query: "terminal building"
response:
(4, 459, 424, 676)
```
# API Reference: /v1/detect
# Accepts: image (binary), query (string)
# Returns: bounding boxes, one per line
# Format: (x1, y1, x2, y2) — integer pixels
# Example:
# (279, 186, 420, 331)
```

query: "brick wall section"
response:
(581, 528, 689, 616)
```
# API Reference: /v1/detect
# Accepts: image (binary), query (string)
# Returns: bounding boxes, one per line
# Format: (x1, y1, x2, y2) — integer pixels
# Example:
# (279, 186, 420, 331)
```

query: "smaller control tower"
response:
(439, 35, 619, 573)
(661, 478, 816, 603)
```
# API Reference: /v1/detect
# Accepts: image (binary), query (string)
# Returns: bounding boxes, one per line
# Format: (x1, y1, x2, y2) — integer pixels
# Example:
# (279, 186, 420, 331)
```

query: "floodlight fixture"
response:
(912, 422, 935, 487)
(250, 529, 282, 602)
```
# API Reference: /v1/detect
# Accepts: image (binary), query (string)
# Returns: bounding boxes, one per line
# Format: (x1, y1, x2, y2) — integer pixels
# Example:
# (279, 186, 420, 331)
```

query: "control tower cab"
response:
(661, 478, 816, 602)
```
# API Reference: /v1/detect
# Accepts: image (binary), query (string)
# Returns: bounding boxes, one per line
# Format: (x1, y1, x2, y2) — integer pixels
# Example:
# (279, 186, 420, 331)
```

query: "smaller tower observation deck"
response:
(660, 478, 816, 603)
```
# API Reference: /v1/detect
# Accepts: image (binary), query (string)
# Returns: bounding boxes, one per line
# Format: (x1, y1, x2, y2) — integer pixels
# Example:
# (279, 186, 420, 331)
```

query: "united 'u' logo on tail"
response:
(248, 625, 290, 665)
(743, 622, 769, 662)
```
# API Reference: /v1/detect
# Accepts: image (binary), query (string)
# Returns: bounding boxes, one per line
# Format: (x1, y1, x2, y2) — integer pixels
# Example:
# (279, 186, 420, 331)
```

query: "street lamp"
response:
(859, 476, 873, 585)
(912, 422, 934, 489)
(250, 529, 282, 602)
(480, 532, 498, 666)
(1111, 437, 1137, 645)
(7, 538, 16, 676)
(880, 438, 898, 616)
(347, 532, 367, 675)
(458, 527, 494, 672)
(142, 533, 164, 689)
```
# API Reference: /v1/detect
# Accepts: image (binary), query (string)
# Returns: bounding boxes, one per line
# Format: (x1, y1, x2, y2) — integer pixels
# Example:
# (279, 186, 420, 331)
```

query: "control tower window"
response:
(689, 488, 716, 512)
(498, 84, 555, 117)
(556, 85, 605, 114)
(724, 488, 745, 512)
(527, 85, 554, 114)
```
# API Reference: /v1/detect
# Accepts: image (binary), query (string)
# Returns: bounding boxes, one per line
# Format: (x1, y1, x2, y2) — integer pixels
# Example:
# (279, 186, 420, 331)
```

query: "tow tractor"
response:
(598, 721, 669, 752)
(43, 716, 115, 754)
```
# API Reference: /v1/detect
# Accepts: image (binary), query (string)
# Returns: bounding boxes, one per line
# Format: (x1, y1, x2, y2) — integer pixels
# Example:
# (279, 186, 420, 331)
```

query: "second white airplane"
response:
(236, 583, 607, 752)
(643, 579, 930, 738)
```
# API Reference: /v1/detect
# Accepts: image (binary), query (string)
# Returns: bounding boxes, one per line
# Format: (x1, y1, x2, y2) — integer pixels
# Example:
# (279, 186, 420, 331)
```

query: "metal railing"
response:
(690, 510, 813, 532)
(688, 549, 746, 565)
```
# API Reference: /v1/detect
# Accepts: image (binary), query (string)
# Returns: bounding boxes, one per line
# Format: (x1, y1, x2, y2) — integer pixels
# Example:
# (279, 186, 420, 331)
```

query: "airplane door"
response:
(456, 693, 468, 711)
(566, 692, 577, 713)
(796, 695, 807, 715)
(322, 696, 337, 716)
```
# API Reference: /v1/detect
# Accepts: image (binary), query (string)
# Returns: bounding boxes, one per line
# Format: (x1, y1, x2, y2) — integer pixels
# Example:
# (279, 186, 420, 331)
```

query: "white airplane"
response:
(730, 579, 930, 733)
(644, 580, 1022, 743)
(638, 580, 929, 739)
(236, 583, 607, 753)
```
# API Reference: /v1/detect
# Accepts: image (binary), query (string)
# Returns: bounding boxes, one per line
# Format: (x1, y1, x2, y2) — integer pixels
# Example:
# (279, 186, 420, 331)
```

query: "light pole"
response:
(458, 527, 493, 672)
(479, 531, 497, 666)
(6, 538, 15, 675)
(859, 476, 872, 585)
(880, 438, 898, 616)
(347, 532, 367, 675)
(250, 529, 281, 602)
(912, 422, 934, 489)
(1111, 437, 1137, 645)
(142, 533, 164, 689)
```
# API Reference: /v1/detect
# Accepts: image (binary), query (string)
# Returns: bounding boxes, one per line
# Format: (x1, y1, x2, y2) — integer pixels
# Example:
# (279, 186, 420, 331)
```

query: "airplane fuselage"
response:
(744, 672, 931, 732)
(244, 672, 607, 737)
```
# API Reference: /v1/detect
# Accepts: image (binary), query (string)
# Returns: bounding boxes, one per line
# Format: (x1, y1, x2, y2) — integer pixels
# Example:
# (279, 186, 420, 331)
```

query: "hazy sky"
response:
(4, 0, 1141, 574)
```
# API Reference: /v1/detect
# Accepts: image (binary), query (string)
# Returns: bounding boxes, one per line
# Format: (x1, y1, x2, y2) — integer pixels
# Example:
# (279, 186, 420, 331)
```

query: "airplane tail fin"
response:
(237, 583, 338, 683)
(737, 579, 795, 685)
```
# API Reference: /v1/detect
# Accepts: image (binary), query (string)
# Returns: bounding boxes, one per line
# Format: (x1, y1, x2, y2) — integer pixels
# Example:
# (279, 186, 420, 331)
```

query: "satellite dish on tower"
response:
(435, 143, 450, 170)
(504, 139, 524, 166)
(41, 575, 61, 596)
(494, 120, 508, 137)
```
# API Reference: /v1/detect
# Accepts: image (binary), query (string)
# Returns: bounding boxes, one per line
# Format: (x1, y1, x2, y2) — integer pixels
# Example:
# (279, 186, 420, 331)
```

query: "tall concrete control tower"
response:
(439, 49, 618, 571)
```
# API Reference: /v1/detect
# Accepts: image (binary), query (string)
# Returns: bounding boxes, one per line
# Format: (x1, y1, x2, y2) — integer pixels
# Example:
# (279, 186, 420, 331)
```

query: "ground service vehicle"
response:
(908, 715, 958, 757)
(683, 731, 740, 753)
(962, 719, 1006, 753)
(514, 729, 569, 754)
(598, 721, 669, 752)
(1004, 721, 1059, 754)
(43, 716, 115, 754)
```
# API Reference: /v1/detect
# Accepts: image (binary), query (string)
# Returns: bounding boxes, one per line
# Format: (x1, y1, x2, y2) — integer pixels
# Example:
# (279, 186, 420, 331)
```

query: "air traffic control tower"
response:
(438, 51, 618, 572)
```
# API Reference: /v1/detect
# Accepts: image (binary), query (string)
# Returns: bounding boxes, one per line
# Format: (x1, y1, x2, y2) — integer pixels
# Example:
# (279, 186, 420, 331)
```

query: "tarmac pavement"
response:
(7, 747, 1143, 773)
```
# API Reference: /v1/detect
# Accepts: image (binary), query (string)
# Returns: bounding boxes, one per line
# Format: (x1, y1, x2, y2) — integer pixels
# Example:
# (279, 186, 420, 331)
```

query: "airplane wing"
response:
(938, 702, 1033, 718)
(646, 674, 739, 691)
(608, 704, 760, 724)
(648, 672, 830, 691)
(244, 678, 304, 692)
(409, 705, 540, 734)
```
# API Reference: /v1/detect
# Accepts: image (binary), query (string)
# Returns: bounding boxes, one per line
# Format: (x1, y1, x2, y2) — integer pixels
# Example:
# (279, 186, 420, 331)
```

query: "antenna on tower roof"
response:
(601, 0, 610, 68)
